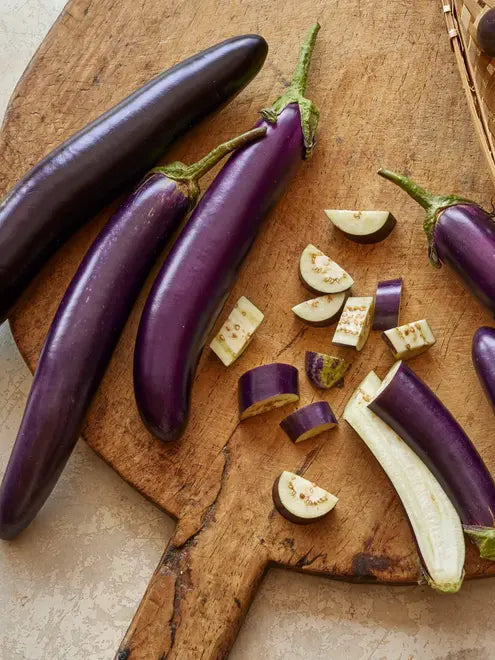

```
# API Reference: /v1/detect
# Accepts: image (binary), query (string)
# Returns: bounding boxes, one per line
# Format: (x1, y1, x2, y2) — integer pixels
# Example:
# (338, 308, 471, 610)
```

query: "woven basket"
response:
(444, 0, 495, 183)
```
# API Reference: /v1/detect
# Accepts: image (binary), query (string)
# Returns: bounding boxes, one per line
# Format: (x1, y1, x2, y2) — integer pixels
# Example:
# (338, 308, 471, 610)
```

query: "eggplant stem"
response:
(291, 23, 321, 97)
(464, 525, 495, 561)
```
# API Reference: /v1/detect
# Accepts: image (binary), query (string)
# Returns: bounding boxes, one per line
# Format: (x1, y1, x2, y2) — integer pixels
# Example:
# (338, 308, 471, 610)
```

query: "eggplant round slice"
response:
(280, 401, 337, 443)
(372, 278, 402, 331)
(325, 209, 396, 244)
(472, 326, 495, 413)
(238, 363, 299, 420)
(305, 351, 350, 389)
(299, 244, 353, 294)
(272, 471, 338, 524)
(291, 292, 346, 326)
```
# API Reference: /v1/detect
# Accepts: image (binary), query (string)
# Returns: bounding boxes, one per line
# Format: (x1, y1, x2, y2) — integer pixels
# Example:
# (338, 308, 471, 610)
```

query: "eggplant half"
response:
(325, 209, 396, 244)
(272, 471, 338, 524)
(299, 244, 353, 294)
(292, 292, 346, 326)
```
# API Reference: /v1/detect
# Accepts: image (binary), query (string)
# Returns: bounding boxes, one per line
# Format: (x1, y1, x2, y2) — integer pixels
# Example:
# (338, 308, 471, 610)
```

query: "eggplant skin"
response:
(0, 35, 268, 323)
(433, 204, 495, 315)
(0, 174, 190, 539)
(134, 105, 305, 442)
(472, 326, 495, 413)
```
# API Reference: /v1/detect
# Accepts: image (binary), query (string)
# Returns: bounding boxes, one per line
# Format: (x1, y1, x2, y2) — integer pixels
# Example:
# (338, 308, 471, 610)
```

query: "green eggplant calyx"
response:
(260, 23, 320, 159)
(153, 126, 267, 207)
(377, 168, 472, 268)
(464, 525, 495, 561)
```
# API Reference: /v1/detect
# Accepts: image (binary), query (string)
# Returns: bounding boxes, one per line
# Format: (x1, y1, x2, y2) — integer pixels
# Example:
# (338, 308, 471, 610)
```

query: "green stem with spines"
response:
(377, 168, 473, 267)
(260, 23, 321, 159)
(153, 126, 267, 207)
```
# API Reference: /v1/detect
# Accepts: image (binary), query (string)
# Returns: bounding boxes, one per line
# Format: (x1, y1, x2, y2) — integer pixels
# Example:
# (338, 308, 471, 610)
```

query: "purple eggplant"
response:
(368, 361, 495, 560)
(378, 169, 495, 315)
(238, 363, 299, 420)
(0, 35, 268, 323)
(372, 278, 402, 331)
(472, 326, 495, 413)
(0, 128, 265, 540)
(280, 401, 337, 443)
(134, 24, 321, 442)
(477, 8, 495, 57)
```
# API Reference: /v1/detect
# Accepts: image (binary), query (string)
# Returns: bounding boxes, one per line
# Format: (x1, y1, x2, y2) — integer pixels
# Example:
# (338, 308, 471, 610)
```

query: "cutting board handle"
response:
(115, 520, 268, 659)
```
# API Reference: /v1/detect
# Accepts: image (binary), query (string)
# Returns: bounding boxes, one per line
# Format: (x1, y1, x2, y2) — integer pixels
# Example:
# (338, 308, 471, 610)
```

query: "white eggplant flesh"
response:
(272, 470, 338, 524)
(292, 292, 346, 326)
(210, 296, 264, 366)
(325, 209, 396, 244)
(382, 319, 435, 360)
(299, 244, 353, 294)
(332, 296, 374, 351)
(343, 371, 465, 593)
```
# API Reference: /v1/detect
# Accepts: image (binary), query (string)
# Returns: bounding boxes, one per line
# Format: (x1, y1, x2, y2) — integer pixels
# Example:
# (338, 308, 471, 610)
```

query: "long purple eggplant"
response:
(472, 326, 495, 413)
(368, 361, 495, 560)
(0, 35, 268, 323)
(377, 169, 495, 315)
(0, 128, 266, 540)
(134, 24, 320, 442)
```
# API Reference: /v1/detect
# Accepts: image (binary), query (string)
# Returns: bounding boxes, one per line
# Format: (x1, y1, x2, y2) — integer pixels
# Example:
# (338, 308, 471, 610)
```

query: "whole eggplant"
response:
(368, 361, 495, 561)
(134, 24, 320, 442)
(472, 326, 495, 413)
(378, 169, 495, 315)
(0, 35, 268, 323)
(0, 128, 266, 539)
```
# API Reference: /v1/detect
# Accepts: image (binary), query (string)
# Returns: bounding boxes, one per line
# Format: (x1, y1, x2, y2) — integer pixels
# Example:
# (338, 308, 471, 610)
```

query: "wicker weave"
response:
(444, 0, 495, 183)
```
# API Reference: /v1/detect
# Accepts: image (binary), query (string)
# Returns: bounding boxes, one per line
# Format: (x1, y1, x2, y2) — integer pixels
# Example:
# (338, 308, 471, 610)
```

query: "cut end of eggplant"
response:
(372, 278, 402, 331)
(344, 371, 465, 593)
(305, 351, 350, 389)
(272, 471, 338, 524)
(382, 319, 435, 360)
(332, 296, 374, 351)
(325, 209, 396, 244)
(238, 363, 299, 420)
(292, 292, 346, 326)
(210, 296, 264, 366)
(280, 401, 337, 443)
(299, 244, 353, 294)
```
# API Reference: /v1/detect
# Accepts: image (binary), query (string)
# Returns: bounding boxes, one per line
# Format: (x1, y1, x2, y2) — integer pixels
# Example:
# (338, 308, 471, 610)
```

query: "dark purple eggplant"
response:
(368, 361, 495, 560)
(0, 128, 266, 540)
(477, 8, 495, 57)
(134, 24, 321, 442)
(280, 401, 337, 443)
(378, 169, 495, 315)
(0, 35, 268, 323)
(238, 363, 299, 420)
(372, 278, 402, 331)
(472, 326, 495, 413)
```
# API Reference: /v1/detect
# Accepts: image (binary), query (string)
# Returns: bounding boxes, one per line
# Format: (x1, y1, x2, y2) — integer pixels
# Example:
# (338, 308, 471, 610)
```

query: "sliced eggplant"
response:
(332, 296, 374, 351)
(272, 470, 338, 524)
(280, 401, 337, 443)
(325, 209, 396, 244)
(299, 244, 353, 294)
(238, 363, 299, 420)
(210, 296, 264, 366)
(291, 292, 346, 326)
(305, 351, 350, 389)
(372, 278, 402, 331)
(343, 371, 464, 593)
(382, 319, 435, 360)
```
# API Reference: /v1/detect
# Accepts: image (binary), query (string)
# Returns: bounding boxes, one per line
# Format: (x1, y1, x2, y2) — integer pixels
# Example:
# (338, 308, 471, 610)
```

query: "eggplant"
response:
(280, 401, 337, 443)
(291, 292, 346, 326)
(0, 128, 266, 540)
(299, 244, 354, 294)
(325, 209, 396, 244)
(272, 471, 338, 524)
(372, 278, 402, 331)
(476, 8, 495, 57)
(368, 361, 495, 560)
(378, 169, 495, 315)
(332, 296, 374, 351)
(0, 35, 268, 323)
(382, 319, 435, 360)
(305, 351, 350, 389)
(344, 371, 464, 593)
(238, 363, 299, 420)
(472, 326, 495, 413)
(209, 296, 264, 366)
(134, 24, 321, 442)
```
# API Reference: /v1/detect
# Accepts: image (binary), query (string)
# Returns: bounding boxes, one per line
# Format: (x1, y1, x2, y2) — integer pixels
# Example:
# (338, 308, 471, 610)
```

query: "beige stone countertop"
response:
(0, 2, 494, 658)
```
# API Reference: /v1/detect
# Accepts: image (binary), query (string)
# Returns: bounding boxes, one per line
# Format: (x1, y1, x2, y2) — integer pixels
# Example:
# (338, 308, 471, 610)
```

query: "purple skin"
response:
(378, 170, 495, 315)
(372, 278, 402, 331)
(477, 8, 495, 57)
(472, 326, 495, 413)
(368, 361, 495, 560)
(134, 24, 320, 442)
(238, 364, 299, 418)
(280, 401, 337, 443)
(0, 35, 267, 323)
(0, 128, 266, 539)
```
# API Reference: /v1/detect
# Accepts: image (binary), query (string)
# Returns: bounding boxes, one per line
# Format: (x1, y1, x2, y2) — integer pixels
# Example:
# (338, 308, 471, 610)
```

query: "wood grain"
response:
(2, 0, 495, 657)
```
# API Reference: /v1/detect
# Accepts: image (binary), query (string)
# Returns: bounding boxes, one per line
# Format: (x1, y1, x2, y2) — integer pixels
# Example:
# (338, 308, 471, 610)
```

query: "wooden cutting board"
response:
(2, 0, 495, 657)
